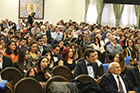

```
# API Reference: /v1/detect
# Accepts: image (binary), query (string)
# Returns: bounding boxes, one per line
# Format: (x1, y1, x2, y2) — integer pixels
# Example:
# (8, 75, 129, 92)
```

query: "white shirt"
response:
(112, 73, 127, 93)
(92, 44, 105, 53)
(95, 59, 102, 67)
(52, 52, 58, 62)
(38, 46, 43, 54)
(51, 31, 55, 38)
(85, 60, 95, 78)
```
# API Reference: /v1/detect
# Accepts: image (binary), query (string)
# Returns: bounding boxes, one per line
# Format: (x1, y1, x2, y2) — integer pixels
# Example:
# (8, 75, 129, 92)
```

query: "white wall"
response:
(0, 0, 85, 24)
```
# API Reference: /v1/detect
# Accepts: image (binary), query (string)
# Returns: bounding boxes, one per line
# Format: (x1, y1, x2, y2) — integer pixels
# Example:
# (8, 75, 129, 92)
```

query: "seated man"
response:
(36, 36, 48, 54)
(51, 44, 62, 66)
(103, 62, 138, 93)
(75, 49, 100, 81)
(17, 38, 28, 50)
(0, 43, 13, 71)
(107, 36, 123, 54)
(126, 55, 140, 92)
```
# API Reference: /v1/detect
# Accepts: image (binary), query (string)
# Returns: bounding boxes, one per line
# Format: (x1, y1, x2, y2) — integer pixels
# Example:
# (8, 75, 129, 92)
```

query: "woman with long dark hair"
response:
(74, 34, 83, 47)
(28, 41, 40, 64)
(114, 52, 132, 74)
(124, 39, 138, 59)
(26, 36, 32, 48)
(69, 43, 79, 60)
(92, 37, 105, 63)
(61, 32, 71, 47)
(14, 48, 33, 74)
(29, 56, 51, 87)
(3, 40, 18, 63)
(42, 48, 54, 71)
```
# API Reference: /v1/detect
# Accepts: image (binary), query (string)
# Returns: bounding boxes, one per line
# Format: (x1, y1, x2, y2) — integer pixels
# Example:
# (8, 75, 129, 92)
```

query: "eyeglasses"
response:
(39, 40, 44, 42)
(112, 66, 121, 69)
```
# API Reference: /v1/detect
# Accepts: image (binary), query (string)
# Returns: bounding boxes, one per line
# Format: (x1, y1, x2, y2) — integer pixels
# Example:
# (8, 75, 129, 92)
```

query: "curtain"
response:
(134, 5, 140, 28)
(120, 5, 137, 27)
(113, 4, 124, 26)
(101, 4, 116, 26)
(96, 0, 104, 25)
(86, 0, 98, 24)
(85, 0, 90, 21)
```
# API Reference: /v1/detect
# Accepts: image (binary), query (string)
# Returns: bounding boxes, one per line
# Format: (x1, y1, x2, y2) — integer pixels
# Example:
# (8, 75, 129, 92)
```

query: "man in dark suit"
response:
(17, 38, 28, 51)
(46, 25, 55, 44)
(0, 43, 13, 71)
(75, 49, 101, 80)
(51, 44, 62, 66)
(103, 62, 138, 93)
(36, 36, 48, 55)
(5, 31, 13, 43)
(126, 55, 140, 92)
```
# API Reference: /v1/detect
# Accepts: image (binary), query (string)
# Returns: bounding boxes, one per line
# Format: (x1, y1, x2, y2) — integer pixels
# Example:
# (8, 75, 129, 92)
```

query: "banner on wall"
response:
(19, 0, 44, 19)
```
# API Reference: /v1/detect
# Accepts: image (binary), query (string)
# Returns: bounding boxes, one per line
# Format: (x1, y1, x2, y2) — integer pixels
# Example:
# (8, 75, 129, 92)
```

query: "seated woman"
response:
(113, 52, 133, 74)
(61, 32, 71, 47)
(42, 48, 54, 71)
(92, 37, 105, 63)
(57, 40, 65, 55)
(69, 43, 79, 60)
(3, 40, 18, 63)
(83, 34, 93, 48)
(59, 47, 76, 71)
(0, 38, 6, 53)
(124, 39, 138, 60)
(28, 41, 40, 65)
(74, 34, 83, 47)
(14, 48, 33, 74)
(94, 51, 102, 67)
(135, 36, 140, 54)
(29, 56, 51, 87)
(26, 36, 33, 48)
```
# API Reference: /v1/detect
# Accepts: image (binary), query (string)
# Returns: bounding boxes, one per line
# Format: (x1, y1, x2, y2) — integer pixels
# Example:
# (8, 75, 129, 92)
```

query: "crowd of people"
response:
(0, 14, 140, 92)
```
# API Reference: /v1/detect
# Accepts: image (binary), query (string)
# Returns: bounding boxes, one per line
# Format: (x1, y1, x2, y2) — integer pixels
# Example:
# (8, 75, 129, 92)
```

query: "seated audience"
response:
(42, 48, 54, 71)
(107, 36, 123, 54)
(0, 42, 13, 71)
(36, 36, 48, 55)
(29, 56, 51, 87)
(74, 34, 83, 47)
(51, 44, 62, 66)
(5, 31, 13, 43)
(94, 51, 102, 67)
(31, 22, 40, 34)
(59, 47, 76, 71)
(61, 32, 71, 47)
(75, 49, 101, 82)
(83, 34, 93, 48)
(103, 62, 138, 93)
(57, 40, 65, 55)
(42, 34, 51, 49)
(113, 52, 132, 74)
(92, 37, 105, 63)
(17, 38, 28, 50)
(69, 43, 79, 60)
(126, 54, 140, 92)
(0, 38, 6, 53)
(124, 39, 138, 59)
(135, 36, 140, 54)
(26, 36, 32, 48)
(3, 40, 18, 63)
(14, 48, 33, 74)
(28, 41, 40, 64)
